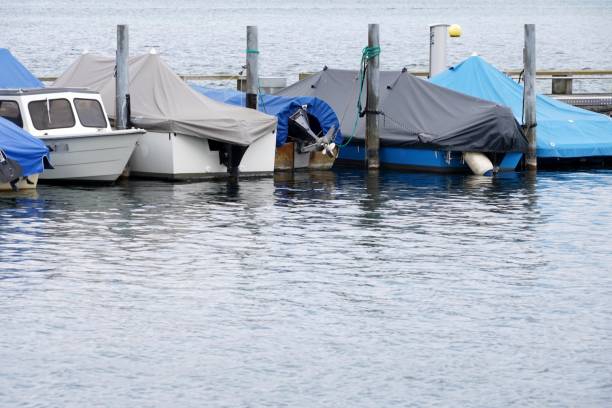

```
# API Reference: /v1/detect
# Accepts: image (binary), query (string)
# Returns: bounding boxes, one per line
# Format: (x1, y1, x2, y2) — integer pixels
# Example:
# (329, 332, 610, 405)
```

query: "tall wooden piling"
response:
(224, 25, 259, 177)
(523, 24, 537, 171)
(246, 26, 258, 110)
(366, 23, 380, 170)
(115, 24, 129, 130)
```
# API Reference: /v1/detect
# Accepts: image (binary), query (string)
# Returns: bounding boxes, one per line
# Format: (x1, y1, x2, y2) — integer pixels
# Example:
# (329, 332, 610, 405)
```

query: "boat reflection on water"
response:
(273, 170, 338, 204)
(270, 167, 540, 215)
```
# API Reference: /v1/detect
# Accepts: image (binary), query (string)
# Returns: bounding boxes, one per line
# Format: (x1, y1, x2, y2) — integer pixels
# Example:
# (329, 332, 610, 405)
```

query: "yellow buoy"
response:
(448, 24, 462, 38)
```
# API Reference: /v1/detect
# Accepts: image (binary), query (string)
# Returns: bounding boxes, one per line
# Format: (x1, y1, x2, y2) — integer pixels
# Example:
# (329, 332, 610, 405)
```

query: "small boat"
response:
(190, 85, 341, 172)
(430, 55, 612, 166)
(53, 52, 277, 180)
(0, 116, 48, 191)
(0, 88, 144, 182)
(278, 68, 527, 175)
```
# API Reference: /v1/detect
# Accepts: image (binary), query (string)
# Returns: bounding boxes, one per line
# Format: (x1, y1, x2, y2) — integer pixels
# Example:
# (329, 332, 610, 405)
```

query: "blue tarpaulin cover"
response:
(191, 85, 342, 147)
(0, 117, 48, 176)
(430, 56, 612, 158)
(0, 48, 44, 89)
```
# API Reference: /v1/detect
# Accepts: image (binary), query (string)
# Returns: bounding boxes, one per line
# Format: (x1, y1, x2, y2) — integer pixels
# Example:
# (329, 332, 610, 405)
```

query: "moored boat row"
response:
(0, 49, 281, 190)
(2, 35, 612, 193)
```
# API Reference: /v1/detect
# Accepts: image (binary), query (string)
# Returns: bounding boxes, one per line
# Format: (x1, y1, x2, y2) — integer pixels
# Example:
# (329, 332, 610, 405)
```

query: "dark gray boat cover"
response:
(277, 68, 527, 152)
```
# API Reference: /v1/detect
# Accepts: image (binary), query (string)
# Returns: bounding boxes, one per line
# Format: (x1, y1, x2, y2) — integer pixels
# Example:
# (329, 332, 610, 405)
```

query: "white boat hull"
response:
(129, 131, 276, 179)
(0, 174, 39, 191)
(40, 130, 143, 182)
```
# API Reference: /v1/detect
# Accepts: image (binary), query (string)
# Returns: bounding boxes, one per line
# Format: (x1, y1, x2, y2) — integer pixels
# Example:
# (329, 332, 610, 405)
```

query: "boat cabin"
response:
(0, 88, 112, 138)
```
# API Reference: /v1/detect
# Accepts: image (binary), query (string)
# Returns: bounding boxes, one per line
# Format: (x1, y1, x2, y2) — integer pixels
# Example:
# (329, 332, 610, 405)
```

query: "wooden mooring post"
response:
(366, 23, 380, 170)
(246, 26, 258, 110)
(523, 24, 537, 171)
(224, 25, 259, 178)
(115, 24, 129, 130)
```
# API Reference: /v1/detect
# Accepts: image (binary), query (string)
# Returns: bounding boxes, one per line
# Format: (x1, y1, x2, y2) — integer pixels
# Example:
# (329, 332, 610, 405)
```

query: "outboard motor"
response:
(0, 148, 23, 191)
(288, 107, 336, 157)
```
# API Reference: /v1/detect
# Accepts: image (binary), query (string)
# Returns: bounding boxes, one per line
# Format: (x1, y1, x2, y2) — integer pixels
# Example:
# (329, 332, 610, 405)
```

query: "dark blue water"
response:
(1, 169, 612, 406)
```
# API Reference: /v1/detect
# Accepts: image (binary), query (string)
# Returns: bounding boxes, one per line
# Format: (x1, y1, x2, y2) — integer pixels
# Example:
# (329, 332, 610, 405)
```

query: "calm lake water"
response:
(1, 0, 612, 406)
(2, 0, 612, 91)
(1, 170, 612, 406)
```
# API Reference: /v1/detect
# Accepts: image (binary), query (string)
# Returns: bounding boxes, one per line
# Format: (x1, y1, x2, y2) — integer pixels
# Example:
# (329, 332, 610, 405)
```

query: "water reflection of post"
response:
(522, 171, 538, 216)
(225, 178, 240, 199)
(363, 170, 382, 219)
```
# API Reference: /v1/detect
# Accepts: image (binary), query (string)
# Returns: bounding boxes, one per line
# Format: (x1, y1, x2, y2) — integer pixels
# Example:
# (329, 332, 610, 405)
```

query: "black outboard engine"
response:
(288, 107, 336, 157)
(0, 148, 23, 191)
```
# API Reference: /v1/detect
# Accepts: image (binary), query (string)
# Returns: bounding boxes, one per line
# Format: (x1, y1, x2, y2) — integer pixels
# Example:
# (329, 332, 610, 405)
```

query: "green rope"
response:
(339, 45, 381, 148)
(362, 45, 381, 60)
(246, 49, 259, 54)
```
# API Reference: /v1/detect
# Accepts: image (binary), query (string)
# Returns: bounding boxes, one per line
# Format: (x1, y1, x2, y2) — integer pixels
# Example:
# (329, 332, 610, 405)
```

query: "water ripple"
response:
(1, 169, 611, 406)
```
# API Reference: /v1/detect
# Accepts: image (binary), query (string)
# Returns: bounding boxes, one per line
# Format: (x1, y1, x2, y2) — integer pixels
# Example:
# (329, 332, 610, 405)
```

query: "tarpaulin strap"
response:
(359, 109, 383, 117)
(522, 122, 537, 130)
(246, 49, 259, 54)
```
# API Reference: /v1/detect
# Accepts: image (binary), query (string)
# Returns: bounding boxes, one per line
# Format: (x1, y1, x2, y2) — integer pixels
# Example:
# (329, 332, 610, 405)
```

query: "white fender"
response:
(464, 152, 494, 176)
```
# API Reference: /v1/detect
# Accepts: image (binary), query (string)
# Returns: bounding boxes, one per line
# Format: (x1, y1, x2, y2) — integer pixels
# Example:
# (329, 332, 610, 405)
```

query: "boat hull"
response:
(40, 130, 143, 182)
(337, 145, 523, 174)
(128, 131, 276, 180)
(0, 174, 39, 191)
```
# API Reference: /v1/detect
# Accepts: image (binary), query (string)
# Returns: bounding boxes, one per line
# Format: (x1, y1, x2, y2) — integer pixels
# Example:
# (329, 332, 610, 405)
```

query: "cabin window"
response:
(0, 100, 23, 128)
(28, 98, 75, 130)
(74, 98, 108, 128)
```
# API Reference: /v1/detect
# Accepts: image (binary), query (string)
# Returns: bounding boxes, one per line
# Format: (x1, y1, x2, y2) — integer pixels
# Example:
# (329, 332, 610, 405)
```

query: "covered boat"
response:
(191, 85, 342, 170)
(0, 48, 44, 89)
(54, 51, 277, 179)
(0, 116, 49, 191)
(430, 55, 612, 165)
(278, 68, 527, 174)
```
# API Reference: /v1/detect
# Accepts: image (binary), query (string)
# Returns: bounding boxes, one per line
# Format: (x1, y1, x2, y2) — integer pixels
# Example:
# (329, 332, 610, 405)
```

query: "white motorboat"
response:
(0, 88, 145, 182)
(0, 88, 144, 182)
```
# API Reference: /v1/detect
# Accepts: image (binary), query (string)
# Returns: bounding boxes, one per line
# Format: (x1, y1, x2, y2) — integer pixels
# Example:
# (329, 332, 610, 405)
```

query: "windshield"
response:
(74, 98, 108, 128)
(28, 98, 75, 130)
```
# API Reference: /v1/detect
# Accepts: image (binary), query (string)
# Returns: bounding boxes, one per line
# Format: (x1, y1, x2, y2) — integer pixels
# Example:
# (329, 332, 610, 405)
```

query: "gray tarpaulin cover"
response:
(277, 68, 527, 152)
(54, 53, 277, 146)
